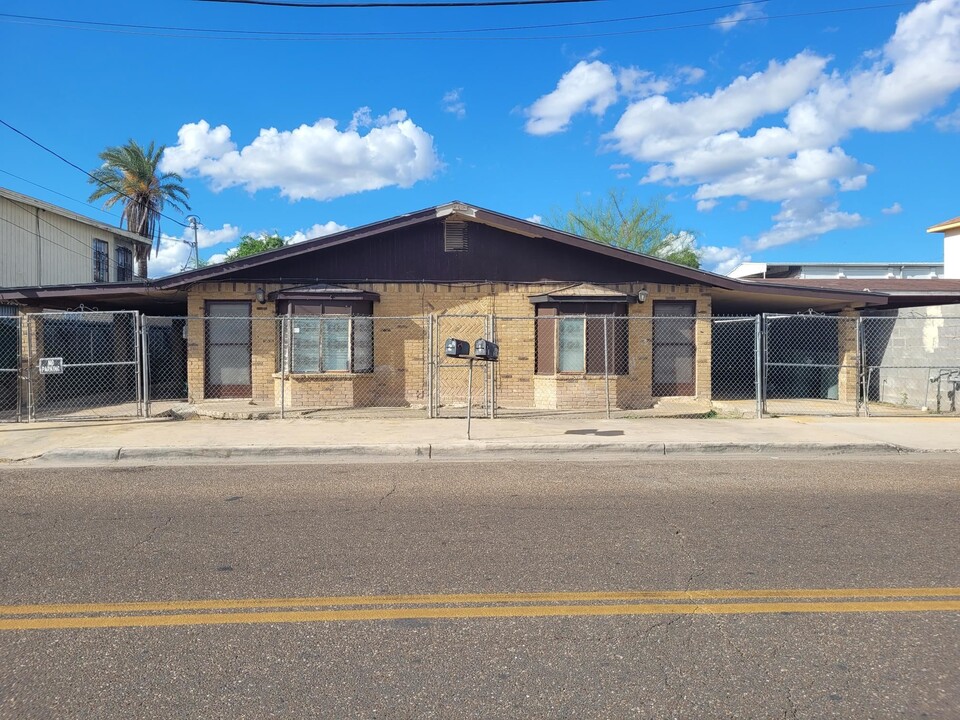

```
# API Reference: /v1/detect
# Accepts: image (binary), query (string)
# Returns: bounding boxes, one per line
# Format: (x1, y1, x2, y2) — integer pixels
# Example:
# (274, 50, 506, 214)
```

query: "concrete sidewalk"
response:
(1, 414, 959, 465)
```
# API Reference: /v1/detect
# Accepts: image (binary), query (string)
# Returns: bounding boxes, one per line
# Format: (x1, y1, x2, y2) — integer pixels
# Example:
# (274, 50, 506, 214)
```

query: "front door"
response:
(653, 301, 696, 396)
(205, 301, 252, 398)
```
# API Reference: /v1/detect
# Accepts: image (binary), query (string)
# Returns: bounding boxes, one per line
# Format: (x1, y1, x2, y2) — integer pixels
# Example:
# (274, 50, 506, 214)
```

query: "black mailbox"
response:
(445, 338, 471, 357)
(474, 339, 499, 361)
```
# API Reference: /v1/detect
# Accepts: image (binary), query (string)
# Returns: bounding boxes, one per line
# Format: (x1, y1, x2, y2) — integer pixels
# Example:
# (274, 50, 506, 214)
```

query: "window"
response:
(284, 301, 373, 374)
(93, 239, 109, 282)
(535, 303, 629, 375)
(116, 246, 133, 282)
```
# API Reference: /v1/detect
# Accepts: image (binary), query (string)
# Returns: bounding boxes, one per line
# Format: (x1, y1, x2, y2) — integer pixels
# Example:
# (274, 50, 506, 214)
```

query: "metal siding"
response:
(0, 195, 40, 287)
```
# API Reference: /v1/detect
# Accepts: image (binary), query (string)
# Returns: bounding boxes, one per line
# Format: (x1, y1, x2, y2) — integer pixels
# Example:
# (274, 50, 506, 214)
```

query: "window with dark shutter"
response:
(93, 239, 109, 282)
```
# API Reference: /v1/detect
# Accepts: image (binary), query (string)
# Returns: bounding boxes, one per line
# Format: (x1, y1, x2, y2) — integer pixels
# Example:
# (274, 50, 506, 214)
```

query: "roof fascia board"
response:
(156, 208, 438, 288)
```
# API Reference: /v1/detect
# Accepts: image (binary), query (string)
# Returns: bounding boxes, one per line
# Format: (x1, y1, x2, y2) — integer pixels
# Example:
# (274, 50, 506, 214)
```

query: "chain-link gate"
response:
(711, 316, 761, 417)
(762, 313, 860, 416)
(860, 313, 960, 416)
(432, 314, 491, 418)
(0, 315, 21, 422)
(24, 311, 142, 420)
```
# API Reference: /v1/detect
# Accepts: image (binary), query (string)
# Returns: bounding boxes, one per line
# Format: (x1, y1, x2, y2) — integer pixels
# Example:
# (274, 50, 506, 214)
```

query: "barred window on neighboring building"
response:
(116, 246, 133, 282)
(93, 239, 109, 282)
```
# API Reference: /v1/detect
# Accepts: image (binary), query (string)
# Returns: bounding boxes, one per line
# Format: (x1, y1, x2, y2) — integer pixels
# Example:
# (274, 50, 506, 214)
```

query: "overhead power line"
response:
(0, 118, 189, 230)
(0, 168, 123, 222)
(196, 0, 606, 6)
(0, 2, 910, 41)
(0, 1, 778, 39)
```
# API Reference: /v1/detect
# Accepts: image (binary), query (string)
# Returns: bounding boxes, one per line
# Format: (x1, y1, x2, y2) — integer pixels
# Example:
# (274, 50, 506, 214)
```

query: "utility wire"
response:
(0, 3, 910, 41)
(0, 119, 190, 230)
(196, 0, 606, 7)
(0, 168, 123, 223)
(0, 1, 778, 39)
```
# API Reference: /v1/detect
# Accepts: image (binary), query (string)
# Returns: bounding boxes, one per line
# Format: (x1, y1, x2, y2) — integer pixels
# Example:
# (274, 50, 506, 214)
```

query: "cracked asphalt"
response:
(1, 455, 959, 719)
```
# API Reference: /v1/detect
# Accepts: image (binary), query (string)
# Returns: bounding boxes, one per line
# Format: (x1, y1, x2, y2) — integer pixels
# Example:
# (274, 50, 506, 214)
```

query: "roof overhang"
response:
(529, 283, 637, 304)
(270, 283, 380, 302)
(0, 283, 186, 313)
(927, 216, 960, 233)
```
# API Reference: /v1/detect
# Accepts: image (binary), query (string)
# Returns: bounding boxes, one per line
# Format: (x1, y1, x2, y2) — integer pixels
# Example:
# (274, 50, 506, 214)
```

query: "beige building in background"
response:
(0, 186, 150, 289)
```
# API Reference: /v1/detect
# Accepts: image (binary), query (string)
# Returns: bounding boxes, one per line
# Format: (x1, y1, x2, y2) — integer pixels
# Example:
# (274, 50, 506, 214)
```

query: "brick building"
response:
(5, 201, 927, 417)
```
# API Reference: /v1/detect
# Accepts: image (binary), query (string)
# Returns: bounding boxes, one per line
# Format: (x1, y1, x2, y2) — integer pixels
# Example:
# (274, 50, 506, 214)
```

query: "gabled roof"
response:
(0, 186, 152, 246)
(928, 215, 960, 233)
(153, 201, 885, 308)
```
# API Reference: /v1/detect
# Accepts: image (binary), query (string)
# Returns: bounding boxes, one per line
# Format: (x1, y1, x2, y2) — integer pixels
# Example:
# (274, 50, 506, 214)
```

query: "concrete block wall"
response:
(863, 306, 960, 411)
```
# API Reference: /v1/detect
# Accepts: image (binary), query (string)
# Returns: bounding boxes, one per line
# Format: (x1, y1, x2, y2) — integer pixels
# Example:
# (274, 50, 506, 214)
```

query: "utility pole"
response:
(182, 216, 201, 272)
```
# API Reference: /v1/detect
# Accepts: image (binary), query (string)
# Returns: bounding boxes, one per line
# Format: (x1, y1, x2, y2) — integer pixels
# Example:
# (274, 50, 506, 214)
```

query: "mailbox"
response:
(474, 339, 499, 361)
(445, 338, 471, 358)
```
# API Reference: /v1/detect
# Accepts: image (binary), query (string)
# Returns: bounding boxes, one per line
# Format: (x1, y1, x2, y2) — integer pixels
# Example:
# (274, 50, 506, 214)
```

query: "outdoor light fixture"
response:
(255, 287, 266, 304)
(637, 289, 649, 303)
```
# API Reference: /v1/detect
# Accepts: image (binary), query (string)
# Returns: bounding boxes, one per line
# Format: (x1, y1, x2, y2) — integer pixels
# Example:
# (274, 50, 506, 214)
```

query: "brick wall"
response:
(186, 281, 713, 410)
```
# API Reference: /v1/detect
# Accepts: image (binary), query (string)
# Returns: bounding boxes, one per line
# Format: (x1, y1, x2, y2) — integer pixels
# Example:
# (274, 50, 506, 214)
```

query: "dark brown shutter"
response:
(535, 307, 557, 375)
(585, 317, 606, 374)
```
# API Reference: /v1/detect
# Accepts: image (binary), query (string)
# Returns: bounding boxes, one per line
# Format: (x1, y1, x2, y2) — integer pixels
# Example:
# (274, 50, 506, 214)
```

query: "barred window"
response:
(93, 239, 109, 282)
(535, 303, 629, 376)
(283, 301, 373, 374)
(116, 246, 133, 282)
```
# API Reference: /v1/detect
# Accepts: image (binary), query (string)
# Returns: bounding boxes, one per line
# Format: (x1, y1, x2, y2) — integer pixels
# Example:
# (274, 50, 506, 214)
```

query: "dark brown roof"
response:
(152, 201, 888, 307)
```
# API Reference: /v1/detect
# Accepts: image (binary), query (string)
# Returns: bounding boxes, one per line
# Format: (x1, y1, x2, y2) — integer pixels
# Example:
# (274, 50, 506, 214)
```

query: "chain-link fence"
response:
(4, 309, 960, 422)
(0, 315, 21, 422)
(24, 310, 141, 420)
(761, 314, 860, 417)
(860, 313, 960, 416)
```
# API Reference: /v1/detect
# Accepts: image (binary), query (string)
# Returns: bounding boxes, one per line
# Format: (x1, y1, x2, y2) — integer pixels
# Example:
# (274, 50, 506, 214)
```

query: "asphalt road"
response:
(1, 456, 958, 719)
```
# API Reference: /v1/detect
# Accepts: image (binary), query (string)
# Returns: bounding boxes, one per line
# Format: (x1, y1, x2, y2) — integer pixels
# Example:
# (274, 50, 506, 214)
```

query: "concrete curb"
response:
(17, 440, 912, 465)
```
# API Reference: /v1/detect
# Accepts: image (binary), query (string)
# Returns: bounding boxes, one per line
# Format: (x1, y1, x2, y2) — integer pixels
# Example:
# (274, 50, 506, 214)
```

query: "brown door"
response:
(653, 301, 696, 396)
(205, 301, 252, 398)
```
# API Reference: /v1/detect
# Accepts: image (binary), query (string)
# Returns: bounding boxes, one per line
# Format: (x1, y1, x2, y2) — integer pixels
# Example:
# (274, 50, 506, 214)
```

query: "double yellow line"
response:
(2, 587, 959, 631)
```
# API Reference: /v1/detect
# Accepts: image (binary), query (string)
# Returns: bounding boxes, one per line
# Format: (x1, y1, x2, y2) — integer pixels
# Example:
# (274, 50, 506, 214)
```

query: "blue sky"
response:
(1, 0, 959, 276)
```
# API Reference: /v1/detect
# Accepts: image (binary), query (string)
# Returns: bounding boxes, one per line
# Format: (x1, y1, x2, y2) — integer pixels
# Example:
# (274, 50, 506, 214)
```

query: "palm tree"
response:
(88, 140, 190, 279)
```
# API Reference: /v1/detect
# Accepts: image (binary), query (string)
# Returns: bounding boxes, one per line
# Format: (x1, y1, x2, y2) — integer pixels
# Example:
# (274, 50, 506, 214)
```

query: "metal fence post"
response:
(489, 313, 497, 419)
(140, 314, 151, 418)
(427, 315, 434, 418)
(25, 314, 34, 423)
(603, 316, 612, 419)
(760, 314, 769, 417)
(754, 315, 763, 418)
(279, 316, 286, 419)
(855, 315, 863, 417)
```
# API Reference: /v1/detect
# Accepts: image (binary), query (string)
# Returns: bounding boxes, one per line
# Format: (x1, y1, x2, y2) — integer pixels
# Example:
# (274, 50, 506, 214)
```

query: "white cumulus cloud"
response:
(881, 201, 904, 215)
(286, 221, 349, 245)
(591, 0, 960, 250)
(160, 110, 442, 202)
(524, 60, 619, 135)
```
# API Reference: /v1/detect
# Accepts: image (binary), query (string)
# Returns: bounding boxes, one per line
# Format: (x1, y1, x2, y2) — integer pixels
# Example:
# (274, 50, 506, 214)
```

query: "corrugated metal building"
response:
(0, 186, 151, 287)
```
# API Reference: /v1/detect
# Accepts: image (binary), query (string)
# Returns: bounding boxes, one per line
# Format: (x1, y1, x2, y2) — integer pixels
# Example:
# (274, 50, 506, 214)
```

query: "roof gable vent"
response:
(444, 221, 469, 252)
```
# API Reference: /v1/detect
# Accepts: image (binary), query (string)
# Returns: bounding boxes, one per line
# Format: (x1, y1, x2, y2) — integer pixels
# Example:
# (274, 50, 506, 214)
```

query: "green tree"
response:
(88, 140, 190, 279)
(549, 190, 701, 268)
(232, 233, 286, 258)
